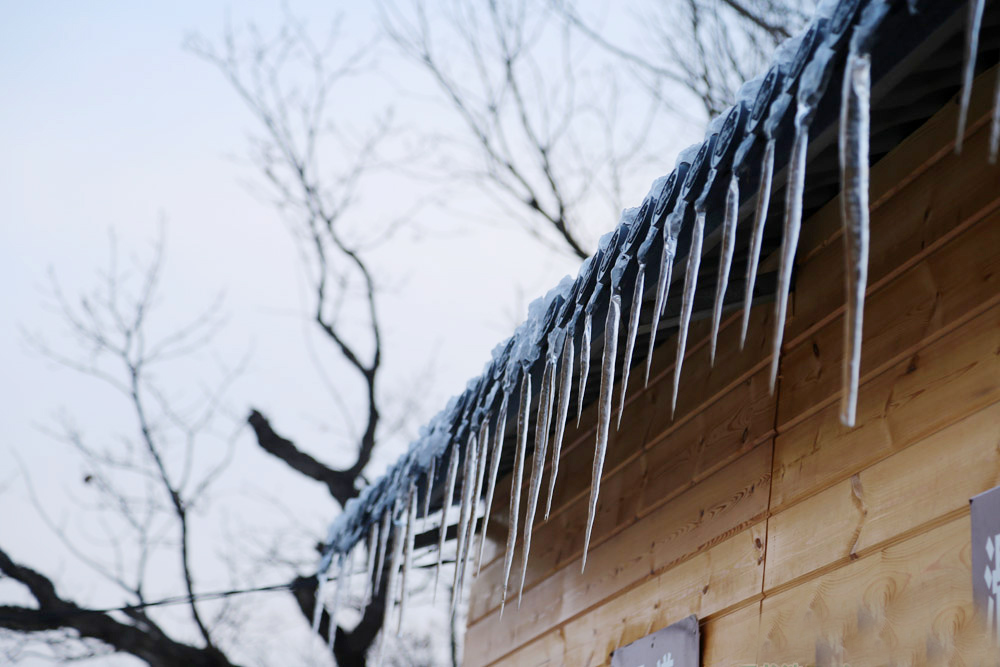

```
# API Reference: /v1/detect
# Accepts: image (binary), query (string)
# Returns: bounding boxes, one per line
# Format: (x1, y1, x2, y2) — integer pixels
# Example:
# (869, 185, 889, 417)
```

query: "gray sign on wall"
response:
(610, 614, 699, 667)
(972, 485, 1000, 644)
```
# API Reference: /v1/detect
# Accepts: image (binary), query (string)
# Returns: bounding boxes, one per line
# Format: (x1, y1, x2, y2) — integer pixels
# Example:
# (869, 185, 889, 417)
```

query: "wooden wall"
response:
(463, 66, 1000, 667)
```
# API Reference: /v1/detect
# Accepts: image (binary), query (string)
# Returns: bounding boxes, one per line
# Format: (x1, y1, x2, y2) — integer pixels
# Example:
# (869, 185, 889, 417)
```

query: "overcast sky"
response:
(0, 2, 703, 664)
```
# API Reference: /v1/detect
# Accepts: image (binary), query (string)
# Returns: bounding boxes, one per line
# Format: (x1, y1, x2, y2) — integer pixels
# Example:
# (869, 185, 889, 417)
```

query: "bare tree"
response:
(378, 0, 809, 261)
(379, 0, 668, 259)
(1, 231, 243, 666)
(553, 0, 812, 116)
(185, 11, 433, 665)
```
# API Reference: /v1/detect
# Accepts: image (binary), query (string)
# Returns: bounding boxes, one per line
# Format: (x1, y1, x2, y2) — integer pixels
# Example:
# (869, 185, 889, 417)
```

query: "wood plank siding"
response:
(464, 66, 1000, 667)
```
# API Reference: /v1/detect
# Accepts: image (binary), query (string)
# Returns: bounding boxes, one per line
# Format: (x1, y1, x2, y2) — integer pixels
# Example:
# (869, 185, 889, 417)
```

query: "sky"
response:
(0, 2, 703, 665)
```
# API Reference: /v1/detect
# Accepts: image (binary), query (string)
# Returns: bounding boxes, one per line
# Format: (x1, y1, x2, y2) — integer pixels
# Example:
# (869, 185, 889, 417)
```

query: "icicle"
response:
(476, 391, 508, 575)
(671, 212, 705, 416)
(740, 139, 775, 349)
(991, 65, 1000, 164)
(645, 220, 677, 386)
(617, 265, 644, 430)
(469, 417, 490, 575)
(398, 483, 417, 634)
(311, 571, 328, 634)
(433, 442, 460, 601)
(710, 175, 740, 365)
(327, 553, 347, 650)
(422, 457, 436, 525)
(500, 370, 531, 616)
(838, 50, 872, 428)
(956, 0, 986, 153)
(451, 432, 477, 618)
(577, 312, 592, 426)
(518, 359, 555, 605)
(545, 331, 574, 520)
(540, 358, 557, 466)
(363, 523, 378, 608)
(769, 124, 809, 394)
(374, 509, 390, 596)
(375, 514, 404, 667)
(582, 291, 621, 572)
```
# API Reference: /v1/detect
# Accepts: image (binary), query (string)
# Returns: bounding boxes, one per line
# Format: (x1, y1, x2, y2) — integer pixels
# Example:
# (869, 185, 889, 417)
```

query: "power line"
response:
(5, 580, 313, 621)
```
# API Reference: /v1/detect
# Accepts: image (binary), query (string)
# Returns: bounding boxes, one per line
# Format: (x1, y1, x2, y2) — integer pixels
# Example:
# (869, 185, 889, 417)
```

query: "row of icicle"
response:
(313, 0, 1000, 662)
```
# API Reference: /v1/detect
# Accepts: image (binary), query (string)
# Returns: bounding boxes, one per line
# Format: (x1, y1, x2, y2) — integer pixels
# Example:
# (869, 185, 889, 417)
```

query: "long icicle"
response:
(310, 571, 328, 634)
(956, 0, 986, 153)
(422, 457, 436, 525)
(645, 227, 675, 386)
(617, 265, 644, 430)
(500, 370, 531, 617)
(583, 291, 621, 572)
(433, 442, 460, 601)
(577, 312, 591, 426)
(710, 175, 740, 365)
(455, 435, 481, 615)
(469, 417, 490, 576)
(838, 50, 871, 428)
(373, 508, 390, 596)
(398, 483, 417, 634)
(769, 125, 809, 394)
(451, 429, 479, 618)
(518, 359, 555, 605)
(476, 391, 508, 575)
(740, 139, 775, 349)
(545, 331, 574, 520)
(363, 522, 378, 608)
(671, 212, 705, 416)
(375, 512, 404, 667)
(327, 553, 347, 651)
(450, 431, 477, 618)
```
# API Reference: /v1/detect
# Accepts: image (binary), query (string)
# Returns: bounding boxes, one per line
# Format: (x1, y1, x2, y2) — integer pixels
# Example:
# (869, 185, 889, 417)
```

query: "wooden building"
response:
(318, 1, 1000, 665)
(464, 61, 1000, 667)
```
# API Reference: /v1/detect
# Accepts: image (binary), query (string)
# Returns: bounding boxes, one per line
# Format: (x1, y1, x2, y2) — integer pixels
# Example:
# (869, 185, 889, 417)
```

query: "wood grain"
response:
(479, 525, 766, 667)
(465, 444, 771, 666)
(778, 205, 1000, 426)
(766, 398, 1000, 591)
(772, 302, 1000, 514)
(758, 516, 994, 667)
